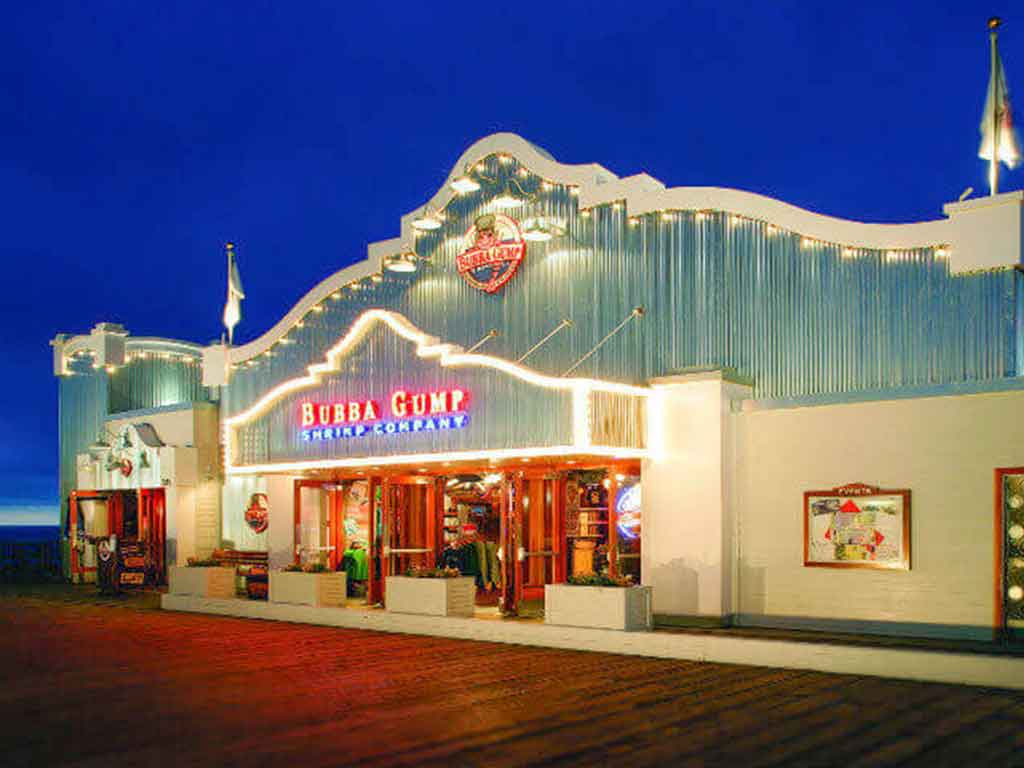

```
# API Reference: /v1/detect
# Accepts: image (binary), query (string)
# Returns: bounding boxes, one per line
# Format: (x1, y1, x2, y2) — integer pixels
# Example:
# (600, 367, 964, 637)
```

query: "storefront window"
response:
(615, 478, 641, 582)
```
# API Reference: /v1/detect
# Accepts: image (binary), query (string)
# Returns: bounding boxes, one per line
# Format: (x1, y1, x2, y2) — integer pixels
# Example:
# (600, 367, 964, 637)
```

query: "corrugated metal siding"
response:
(108, 356, 210, 414)
(58, 359, 108, 546)
(58, 354, 213, 537)
(224, 156, 1020, 426)
(232, 323, 575, 465)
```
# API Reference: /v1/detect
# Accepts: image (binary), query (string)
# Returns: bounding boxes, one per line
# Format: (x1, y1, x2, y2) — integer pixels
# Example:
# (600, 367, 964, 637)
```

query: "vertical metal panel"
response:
(108, 355, 210, 413)
(58, 359, 108, 534)
(224, 155, 1020, 427)
(232, 322, 575, 466)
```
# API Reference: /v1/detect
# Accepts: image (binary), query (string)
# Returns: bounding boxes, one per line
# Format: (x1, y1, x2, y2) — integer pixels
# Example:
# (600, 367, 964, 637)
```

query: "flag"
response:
(222, 243, 245, 345)
(979, 31, 1022, 170)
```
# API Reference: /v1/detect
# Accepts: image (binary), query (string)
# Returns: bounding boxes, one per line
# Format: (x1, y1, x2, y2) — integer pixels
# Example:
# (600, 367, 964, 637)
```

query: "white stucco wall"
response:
(735, 389, 1024, 640)
(642, 373, 750, 619)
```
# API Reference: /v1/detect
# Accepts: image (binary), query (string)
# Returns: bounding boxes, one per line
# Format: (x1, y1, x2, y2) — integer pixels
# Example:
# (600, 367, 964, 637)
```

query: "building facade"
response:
(53, 133, 1024, 639)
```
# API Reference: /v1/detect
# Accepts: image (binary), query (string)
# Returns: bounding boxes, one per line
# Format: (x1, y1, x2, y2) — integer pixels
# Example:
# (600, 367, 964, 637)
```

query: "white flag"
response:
(222, 244, 245, 344)
(979, 39, 1022, 170)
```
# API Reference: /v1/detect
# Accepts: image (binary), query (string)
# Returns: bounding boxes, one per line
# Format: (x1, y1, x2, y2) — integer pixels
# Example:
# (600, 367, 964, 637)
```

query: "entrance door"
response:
(513, 472, 565, 609)
(137, 489, 167, 585)
(997, 467, 1024, 642)
(68, 491, 110, 583)
(380, 478, 438, 603)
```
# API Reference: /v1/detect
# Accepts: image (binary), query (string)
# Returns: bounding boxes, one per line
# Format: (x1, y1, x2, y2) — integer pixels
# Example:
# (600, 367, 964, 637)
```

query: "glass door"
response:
(515, 472, 565, 610)
(380, 477, 438, 604)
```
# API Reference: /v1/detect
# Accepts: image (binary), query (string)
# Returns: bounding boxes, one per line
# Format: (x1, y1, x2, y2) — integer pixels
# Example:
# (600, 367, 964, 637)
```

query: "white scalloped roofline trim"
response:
(226, 132, 1020, 363)
(61, 335, 204, 358)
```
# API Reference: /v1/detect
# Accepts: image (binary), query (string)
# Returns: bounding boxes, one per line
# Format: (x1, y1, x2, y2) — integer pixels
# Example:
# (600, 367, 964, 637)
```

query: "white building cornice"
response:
(215, 133, 1022, 368)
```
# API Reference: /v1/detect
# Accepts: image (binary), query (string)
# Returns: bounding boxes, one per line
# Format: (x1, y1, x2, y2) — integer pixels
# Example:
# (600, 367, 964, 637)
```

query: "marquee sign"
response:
(299, 387, 470, 442)
(456, 214, 526, 293)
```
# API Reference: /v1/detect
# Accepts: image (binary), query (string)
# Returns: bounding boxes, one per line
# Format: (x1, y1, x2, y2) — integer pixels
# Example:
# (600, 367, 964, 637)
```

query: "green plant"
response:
(281, 561, 330, 573)
(566, 573, 634, 587)
(404, 565, 461, 579)
(186, 558, 220, 568)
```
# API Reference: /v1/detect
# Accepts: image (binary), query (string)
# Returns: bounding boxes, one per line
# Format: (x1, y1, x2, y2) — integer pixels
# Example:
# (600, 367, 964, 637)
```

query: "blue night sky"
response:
(1, 1, 1019, 524)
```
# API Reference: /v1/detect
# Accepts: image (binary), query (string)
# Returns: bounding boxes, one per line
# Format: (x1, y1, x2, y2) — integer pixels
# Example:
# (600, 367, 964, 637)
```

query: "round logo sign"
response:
(456, 213, 526, 293)
(245, 493, 269, 534)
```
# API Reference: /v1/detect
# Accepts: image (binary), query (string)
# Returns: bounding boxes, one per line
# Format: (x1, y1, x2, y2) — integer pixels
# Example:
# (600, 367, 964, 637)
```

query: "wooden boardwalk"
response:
(1, 587, 1023, 767)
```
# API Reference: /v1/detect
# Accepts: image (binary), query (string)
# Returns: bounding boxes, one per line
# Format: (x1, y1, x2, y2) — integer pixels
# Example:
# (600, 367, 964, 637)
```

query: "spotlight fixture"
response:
(491, 178, 532, 210)
(383, 252, 418, 273)
(411, 208, 443, 231)
(450, 175, 481, 194)
(522, 216, 566, 242)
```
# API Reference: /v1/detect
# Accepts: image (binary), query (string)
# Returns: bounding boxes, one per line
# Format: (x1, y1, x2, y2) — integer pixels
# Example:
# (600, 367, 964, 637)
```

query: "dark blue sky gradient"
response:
(1, 1, 1020, 517)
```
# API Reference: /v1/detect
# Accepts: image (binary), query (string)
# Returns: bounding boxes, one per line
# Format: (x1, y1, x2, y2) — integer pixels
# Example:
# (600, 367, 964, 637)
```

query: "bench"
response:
(211, 549, 269, 600)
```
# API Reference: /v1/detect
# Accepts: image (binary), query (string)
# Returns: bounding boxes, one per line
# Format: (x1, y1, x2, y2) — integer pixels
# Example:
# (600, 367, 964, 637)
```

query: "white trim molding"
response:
(222, 133, 1023, 364)
(52, 323, 204, 376)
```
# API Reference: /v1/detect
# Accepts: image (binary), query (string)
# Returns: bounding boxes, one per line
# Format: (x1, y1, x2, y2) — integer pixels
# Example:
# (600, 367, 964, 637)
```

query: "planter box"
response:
(168, 566, 236, 599)
(270, 571, 346, 607)
(385, 576, 475, 618)
(544, 584, 653, 631)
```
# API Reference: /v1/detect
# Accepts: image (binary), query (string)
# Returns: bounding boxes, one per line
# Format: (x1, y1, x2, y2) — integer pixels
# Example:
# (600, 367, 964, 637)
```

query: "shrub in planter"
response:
(169, 563, 235, 598)
(546, 573, 652, 631)
(404, 565, 461, 579)
(566, 573, 635, 587)
(386, 571, 475, 617)
(269, 565, 345, 607)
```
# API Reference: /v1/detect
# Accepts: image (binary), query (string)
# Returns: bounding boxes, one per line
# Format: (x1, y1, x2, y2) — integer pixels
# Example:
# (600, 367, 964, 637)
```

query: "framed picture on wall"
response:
(804, 483, 911, 570)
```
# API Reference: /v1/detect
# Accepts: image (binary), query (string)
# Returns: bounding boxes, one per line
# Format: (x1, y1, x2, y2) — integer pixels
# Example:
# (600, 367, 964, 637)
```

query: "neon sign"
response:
(615, 482, 641, 541)
(456, 214, 525, 293)
(299, 388, 470, 443)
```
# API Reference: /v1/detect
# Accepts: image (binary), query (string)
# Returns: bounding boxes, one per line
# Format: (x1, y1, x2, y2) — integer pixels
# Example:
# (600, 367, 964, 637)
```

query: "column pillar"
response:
(641, 370, 751, 624)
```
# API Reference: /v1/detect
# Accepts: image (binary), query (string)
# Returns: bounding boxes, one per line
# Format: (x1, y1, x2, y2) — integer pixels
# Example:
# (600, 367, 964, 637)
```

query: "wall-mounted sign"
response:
(456, 214, 525, 293)
(804, 482, 911, 570)
(245, 493, 269, 534)
(300, 388, 470, 443)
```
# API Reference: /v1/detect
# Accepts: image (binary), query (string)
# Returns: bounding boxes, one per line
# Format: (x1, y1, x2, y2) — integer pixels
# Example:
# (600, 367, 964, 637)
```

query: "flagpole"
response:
(225, 242, 235, 346)
(990, 17, 1002, 196)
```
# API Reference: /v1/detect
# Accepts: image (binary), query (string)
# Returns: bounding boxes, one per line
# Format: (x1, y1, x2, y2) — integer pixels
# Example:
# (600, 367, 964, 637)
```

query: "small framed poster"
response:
(804, 483, 911, 570)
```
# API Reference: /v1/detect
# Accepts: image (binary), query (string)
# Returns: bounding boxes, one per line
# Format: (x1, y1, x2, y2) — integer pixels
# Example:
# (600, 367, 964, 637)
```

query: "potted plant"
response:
(168, 557, 237, 599)
(385, 566, 476, 618)
(269, 561, 346, 607)
(544, 573, 653, 631)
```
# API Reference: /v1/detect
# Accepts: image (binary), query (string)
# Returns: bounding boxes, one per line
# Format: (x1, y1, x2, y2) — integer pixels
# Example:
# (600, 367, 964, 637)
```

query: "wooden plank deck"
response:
(1, 587, 1022, 767)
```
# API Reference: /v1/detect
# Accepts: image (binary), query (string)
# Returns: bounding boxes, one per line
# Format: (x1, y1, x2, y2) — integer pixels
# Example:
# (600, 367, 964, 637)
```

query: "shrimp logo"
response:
(456, 213, 526, 293)
(244, 493, 269, 534)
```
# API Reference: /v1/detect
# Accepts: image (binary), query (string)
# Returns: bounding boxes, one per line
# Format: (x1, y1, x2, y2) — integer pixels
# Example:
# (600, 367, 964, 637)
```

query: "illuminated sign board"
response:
(300, 388, 469, 442)
(456, 214, 526, 293)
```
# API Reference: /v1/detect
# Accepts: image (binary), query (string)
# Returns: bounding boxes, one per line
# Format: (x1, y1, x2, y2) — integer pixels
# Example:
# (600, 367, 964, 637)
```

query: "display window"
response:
(293, 459, 640, 617)
(293, 479, 374, 602)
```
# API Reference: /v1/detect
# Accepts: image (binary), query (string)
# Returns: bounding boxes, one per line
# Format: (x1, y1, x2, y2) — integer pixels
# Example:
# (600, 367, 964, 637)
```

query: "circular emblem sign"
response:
(245, 493, 269, 534)
(456, 213, 526, 293)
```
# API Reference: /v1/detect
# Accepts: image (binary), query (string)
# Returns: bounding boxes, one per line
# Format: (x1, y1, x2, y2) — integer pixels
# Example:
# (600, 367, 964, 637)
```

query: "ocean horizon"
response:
(0, 503, 60, 528)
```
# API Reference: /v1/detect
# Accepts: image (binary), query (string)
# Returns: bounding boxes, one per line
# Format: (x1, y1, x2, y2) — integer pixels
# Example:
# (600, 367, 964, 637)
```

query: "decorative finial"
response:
(989, 16, 1002, 31)
(226, 241, 235, 251)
